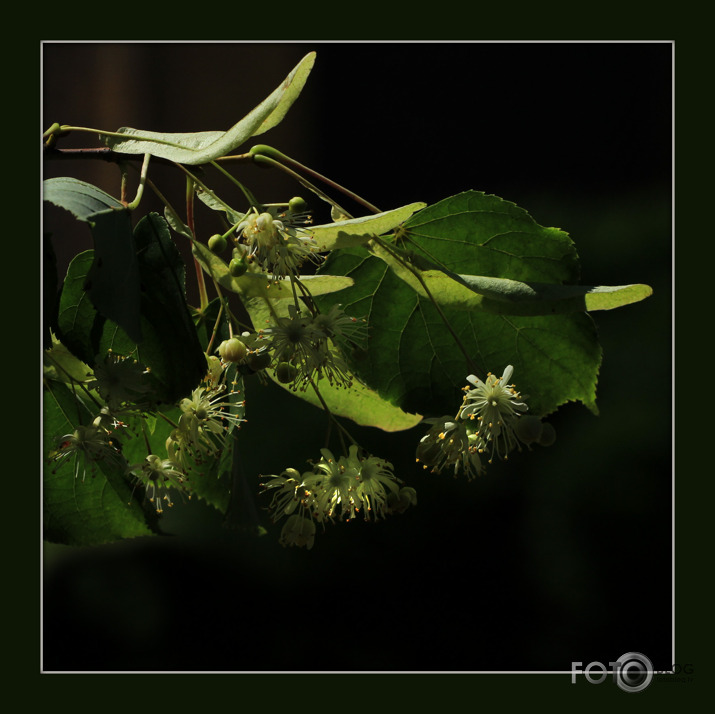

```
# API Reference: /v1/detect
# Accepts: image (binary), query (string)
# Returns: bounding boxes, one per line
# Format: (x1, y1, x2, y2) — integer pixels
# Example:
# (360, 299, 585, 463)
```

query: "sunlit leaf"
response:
(316, 188, 607, 417)
(309, 202, 426, 251)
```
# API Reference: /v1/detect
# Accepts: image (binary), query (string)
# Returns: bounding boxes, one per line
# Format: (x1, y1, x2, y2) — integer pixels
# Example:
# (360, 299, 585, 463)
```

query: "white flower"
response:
(302, 448, 359, 523)
(310, 304, 367, 349)
(128, 454, 188, 513)
(459, 365, 528, 463)
(260, 306, 356, 390)
(260, 468, 305, 522)
(49, 423, 124, 482)
(169, 382, 245, 469)
(236, 209, 320, 282)
(415, 417, 486, 480)
(343, 444, 402, 521)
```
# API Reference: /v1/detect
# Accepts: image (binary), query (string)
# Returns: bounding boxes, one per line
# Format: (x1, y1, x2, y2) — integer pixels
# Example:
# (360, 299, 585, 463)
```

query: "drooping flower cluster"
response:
(49, 420, 126, 482)
(459, 365, 528, 462)
(258, 304, 366, 391)
(166, 370, 245, 472)
(127, 454, 189, 513)
(260, 446, 417, 549)
(416, 366, 552, 479)
(48, 350, 248, 515)
(236, 208, 320, 282)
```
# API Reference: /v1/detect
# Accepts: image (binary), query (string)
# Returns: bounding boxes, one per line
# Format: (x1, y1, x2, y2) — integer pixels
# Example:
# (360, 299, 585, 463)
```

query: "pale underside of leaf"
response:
(43, 176, 123, 221)
(370, 241, 652, 315)
(103, 52, 316, 164)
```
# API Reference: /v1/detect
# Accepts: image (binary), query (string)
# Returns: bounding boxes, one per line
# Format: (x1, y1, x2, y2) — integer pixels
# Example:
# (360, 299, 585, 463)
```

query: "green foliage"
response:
(43, 381, 160, 545)
(42, 51, 652, 549)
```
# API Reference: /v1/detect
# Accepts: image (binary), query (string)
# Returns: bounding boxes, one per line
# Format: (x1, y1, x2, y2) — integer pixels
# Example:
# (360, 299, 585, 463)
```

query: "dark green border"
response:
(24, 22, 694, 708)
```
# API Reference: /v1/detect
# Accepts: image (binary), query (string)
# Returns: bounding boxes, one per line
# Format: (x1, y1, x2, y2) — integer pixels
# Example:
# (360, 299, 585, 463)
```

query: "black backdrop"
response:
(42, 42, 672, 672)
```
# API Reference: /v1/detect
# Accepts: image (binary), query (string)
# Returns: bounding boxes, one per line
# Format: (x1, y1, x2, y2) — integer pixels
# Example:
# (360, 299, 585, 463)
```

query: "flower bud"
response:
(275, 361, 299, 384)
(229, 256, 248, 277)
(218, 338, 248, 363)
(208, 233, 227, 254)
(248, 351, 272, 372)
(288, 196, 308, 213)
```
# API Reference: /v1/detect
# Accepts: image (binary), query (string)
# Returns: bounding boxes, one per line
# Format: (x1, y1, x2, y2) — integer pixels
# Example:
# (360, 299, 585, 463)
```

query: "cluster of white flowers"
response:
(49, 421, 125, 482)
(51, 353, 246, 514)
(236, 208, 320, 282)
(165, 364, 245, 472)
(260, 446, 417, 549)
(127, 454, 188, 513)
(258, 303, 366, 391)
(416, 366, 552, 479)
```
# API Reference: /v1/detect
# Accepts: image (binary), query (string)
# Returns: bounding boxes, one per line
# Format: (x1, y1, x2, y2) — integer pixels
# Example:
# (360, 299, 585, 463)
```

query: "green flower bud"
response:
(275, 361, 299, 384)
(208, 234, 228, 254)
(248, 351, 272, 372)
(229, 257, 248, 277)
(288, 196, 308, 213)
(218, 338, 248, 363)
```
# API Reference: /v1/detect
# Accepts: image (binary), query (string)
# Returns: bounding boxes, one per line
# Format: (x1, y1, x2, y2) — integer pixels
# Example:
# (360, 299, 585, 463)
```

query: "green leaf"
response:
(43, 380, 158, 546)
(43, 177, 123, 220)
(102, 214, 207, 402)
(44, 333, 92, 383)
(163, 205, 193, 239)
(85, 207, 143, 344)
(309, 202, 426, 251)
(316, 246, 602, 418)
(310, 190, 632, 416)
(374, 245, 652, 315)
(103, 53, 316, 164)
(269, 368, 423, 432)
(43, 178, 143, 342)
(402, 190, 580, 284)
(243, 296, 422, 431)
(57, 214, 207, 404)
(56, 251, 98, 365)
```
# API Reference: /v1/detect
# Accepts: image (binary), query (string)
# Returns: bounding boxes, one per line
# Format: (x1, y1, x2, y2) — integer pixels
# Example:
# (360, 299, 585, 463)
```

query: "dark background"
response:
(42, 42, 672, 672)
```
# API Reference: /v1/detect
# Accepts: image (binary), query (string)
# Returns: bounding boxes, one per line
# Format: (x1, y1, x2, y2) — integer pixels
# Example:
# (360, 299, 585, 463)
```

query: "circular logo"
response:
(614, 652, 653, 692)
